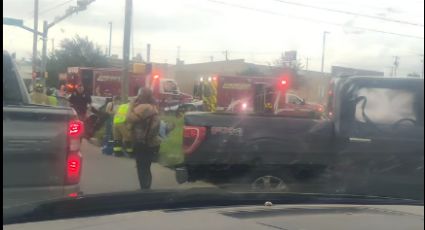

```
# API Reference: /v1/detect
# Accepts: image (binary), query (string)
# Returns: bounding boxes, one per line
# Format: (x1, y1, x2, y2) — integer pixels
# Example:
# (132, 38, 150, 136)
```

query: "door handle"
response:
(349, 137, 372, 143)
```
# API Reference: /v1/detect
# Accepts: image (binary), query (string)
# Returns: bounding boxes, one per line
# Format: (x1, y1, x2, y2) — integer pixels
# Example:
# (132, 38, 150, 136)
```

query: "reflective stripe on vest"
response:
(113, 104, 129, 124)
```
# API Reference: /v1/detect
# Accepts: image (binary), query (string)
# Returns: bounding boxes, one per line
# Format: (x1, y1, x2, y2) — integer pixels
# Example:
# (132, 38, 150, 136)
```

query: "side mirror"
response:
(301, 98, 306, 105)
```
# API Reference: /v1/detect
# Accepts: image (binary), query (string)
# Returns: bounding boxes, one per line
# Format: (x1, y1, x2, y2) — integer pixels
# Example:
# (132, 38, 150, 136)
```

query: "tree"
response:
(45, 35, 109, 88)
(274, 53, 306, 89)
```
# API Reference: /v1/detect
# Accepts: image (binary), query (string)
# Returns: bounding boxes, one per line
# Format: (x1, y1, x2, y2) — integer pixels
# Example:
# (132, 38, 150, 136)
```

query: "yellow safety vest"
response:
(113, 103, 129, 124)
(48, 96, 58, 106)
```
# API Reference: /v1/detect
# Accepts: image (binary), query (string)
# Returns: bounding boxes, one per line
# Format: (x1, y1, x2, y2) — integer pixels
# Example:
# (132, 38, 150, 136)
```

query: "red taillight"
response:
(69, 120, 84, 137)
(68, 192, 78, 198)
(66, 152, 82, 184)
(66, 119, 84, 185)
(153, 74, 159, 79)
(281, 80, 287, 85)
(183, 126, 206, 155)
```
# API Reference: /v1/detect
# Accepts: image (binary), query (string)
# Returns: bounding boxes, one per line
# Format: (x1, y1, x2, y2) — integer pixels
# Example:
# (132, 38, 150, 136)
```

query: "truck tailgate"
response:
(3, 105, 72, 188)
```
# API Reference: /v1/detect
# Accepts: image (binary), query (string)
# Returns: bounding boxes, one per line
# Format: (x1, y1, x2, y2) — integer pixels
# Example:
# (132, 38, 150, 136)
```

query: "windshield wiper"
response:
(4, 188, 423, 225)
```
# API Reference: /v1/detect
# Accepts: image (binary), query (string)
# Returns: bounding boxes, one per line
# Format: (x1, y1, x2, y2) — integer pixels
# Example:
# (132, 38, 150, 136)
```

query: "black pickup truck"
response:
(176, 76, 424, 196)
(3, 51, 85, 211)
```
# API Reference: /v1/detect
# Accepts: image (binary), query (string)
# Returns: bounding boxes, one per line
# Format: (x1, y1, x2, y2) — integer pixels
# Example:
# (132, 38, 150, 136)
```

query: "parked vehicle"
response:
(176, 76, 424, 196)
(3, 51, 85, 208)
(65, 66, 192, 108)
(181, 74, 323, 118)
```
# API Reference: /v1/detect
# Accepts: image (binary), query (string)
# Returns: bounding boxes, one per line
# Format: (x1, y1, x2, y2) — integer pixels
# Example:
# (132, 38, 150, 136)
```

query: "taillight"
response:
(66, 119, 84, 185)
(183, 126, 206, 155)
(66, 152, 82, 184)
(69, 120, 84, 137)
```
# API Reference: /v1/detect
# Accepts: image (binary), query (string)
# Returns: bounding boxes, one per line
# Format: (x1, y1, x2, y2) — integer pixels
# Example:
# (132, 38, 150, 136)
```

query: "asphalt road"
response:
(80, 140, 214, 195)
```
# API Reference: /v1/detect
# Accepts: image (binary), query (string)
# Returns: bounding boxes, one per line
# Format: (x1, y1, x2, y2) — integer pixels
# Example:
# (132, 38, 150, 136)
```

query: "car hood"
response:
(4, 203, 424, 230)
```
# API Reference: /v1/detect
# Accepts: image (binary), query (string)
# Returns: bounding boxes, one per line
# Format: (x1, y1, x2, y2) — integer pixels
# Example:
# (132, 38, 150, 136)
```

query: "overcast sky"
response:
(3, 0, 424, 75)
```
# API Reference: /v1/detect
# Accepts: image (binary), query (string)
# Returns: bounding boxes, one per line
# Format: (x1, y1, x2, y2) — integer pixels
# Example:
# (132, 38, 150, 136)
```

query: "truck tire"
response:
(249, 168, 294, 192)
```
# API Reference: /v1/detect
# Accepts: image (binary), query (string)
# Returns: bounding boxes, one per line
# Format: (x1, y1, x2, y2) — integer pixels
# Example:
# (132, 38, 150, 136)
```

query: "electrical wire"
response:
(271, 0, 424, 27)
(207, 0, 424, 39)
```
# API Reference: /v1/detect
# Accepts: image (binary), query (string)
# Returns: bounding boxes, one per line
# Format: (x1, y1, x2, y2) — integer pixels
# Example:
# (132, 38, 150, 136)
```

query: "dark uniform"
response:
(69, 91, 92, 120)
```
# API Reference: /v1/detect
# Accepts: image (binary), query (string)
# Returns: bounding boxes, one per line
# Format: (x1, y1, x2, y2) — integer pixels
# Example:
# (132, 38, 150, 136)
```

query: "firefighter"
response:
(69, 85, 92, 121)
(113, 100, 134, 157)
(46, 88, 58, 106)
(30, 82, 51, 105)
(102, 96, 120, 155)
(200, 77, 217, 112)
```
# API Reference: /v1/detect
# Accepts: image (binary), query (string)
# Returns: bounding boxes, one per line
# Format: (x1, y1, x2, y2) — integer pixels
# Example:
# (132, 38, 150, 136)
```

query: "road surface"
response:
(80, 140, 213, 195)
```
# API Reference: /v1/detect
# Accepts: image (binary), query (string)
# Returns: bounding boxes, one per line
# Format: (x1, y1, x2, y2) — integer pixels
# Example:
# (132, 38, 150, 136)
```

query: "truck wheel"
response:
(251, 174, 288, 191)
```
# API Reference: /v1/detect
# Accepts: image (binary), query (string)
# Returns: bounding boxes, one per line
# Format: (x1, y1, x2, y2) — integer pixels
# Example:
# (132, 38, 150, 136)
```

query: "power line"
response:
(207, 0, 424, 39)
(271, 0, 424, 27)
(39, 0, 75, 16)
(26, 0, 75, 19)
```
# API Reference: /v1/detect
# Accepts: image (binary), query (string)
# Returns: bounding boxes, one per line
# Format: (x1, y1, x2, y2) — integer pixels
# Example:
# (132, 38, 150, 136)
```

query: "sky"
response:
(3, 0, 424, 75)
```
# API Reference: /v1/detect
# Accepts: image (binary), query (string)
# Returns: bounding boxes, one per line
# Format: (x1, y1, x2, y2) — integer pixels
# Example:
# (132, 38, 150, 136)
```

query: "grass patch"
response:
(158, 115, 184, 167)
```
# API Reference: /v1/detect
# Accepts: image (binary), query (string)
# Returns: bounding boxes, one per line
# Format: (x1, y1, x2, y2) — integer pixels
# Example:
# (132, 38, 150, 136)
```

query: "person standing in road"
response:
(69, 85, 92, 121)
(102, 96, 121, 155)
(127, 88, 161, 189)
(30, 83, 51, 105)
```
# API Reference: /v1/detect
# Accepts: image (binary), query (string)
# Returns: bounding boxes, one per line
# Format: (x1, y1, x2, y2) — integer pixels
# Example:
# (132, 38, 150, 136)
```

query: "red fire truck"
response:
(65, 65, 192, 108)
(188, 72, 324, 118)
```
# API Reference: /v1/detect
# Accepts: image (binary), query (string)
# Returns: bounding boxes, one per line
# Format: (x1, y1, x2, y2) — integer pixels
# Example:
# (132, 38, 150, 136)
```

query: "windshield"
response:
(3, 0, 424, 226)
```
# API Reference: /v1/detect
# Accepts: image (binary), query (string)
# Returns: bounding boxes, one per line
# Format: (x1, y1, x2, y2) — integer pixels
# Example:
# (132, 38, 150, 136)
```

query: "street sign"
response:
(284, 51, 297, 61)
(3, 17, 23, 27)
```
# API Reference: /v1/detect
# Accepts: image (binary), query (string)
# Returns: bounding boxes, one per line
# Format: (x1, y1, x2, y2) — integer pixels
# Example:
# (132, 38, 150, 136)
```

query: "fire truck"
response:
(65, 64, 192, 108)
(183, 71, 324, 118)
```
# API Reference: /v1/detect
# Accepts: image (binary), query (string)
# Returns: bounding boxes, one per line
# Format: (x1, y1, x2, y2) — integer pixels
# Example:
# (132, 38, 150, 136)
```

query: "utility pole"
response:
(51, 38, 55, 55)
(176, 46, 180, 64)
(223, 50, 228, 61)
(210, 56, 214, 62)
(40, 0, 96, 82)
(108, 22, 112, 56)
(393, 56, 400, 77)
(41, 20, 48, 78)
(420, 55, 424, 78)
(122, 0, 132, 102)
(146, 43, 151, 62)
(321, 31, 330, 73)
(305, 57, 309, 71)
(32, 0, 39, 83)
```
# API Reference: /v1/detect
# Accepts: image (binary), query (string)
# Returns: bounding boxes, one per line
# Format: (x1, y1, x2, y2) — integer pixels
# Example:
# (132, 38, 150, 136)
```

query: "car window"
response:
(355, 87, 419, 125)
(3, 54, 23, 104)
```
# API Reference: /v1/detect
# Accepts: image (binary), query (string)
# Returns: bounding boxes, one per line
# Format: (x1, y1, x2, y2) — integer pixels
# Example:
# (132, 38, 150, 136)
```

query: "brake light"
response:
(183, 126, 206, 155)
(69, 120, 84, 137)
(66, 152, 82, 184)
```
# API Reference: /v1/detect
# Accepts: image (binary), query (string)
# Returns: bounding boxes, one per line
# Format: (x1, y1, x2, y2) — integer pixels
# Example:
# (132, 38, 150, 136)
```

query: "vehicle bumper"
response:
(3, 184, 80, 208)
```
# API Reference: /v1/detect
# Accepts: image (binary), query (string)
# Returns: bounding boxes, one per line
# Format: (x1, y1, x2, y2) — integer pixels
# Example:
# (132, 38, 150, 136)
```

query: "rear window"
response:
(3, 54, 23, 104)
(354, 87, 422, 126)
